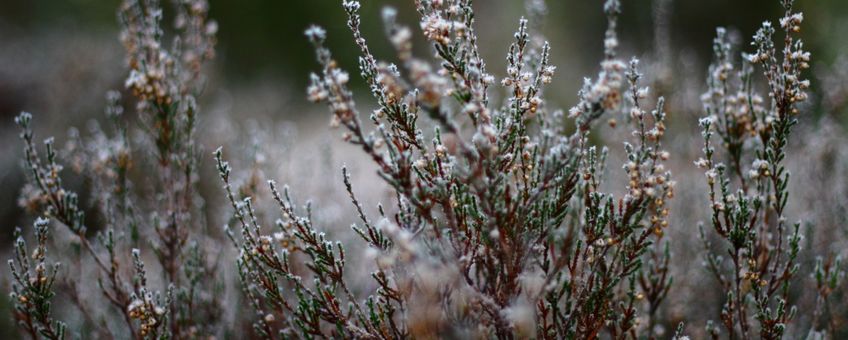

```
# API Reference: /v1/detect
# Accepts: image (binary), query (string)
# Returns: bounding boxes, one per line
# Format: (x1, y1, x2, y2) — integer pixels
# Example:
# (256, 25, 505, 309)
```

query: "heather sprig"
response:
(126, 248, 170, 338)
(811, 255, 844, 334)
(15, 112, 138, 335)
(8, 218, 66, 340)
(698, 0, 810, 337)
(216, 147, 404, 338)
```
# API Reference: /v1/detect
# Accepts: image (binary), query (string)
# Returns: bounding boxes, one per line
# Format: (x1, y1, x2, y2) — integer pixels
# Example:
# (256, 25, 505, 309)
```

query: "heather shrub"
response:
(11, 0, 222, 338)
(218, 0, 676, 336)
(696, 2, 810, 337)
(5, 0, 847, 339)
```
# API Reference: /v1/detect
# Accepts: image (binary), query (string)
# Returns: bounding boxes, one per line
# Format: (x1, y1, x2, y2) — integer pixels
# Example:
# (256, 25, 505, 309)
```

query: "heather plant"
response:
(8, 218, 65, 340)
(5, 0, 847, 339)
(10, 0, 222, 338)
(696, 0, 821, 338)
(215, 0, 678, 337)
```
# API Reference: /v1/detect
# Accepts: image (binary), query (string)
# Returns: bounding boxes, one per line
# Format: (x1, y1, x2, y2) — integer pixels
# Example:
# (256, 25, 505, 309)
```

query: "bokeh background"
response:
(1, 0, 846, 337)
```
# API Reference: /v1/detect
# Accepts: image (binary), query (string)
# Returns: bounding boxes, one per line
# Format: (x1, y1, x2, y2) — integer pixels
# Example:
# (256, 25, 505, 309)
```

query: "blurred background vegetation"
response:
(0, 0, 846, 336)
(3, 0, 847, 82)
